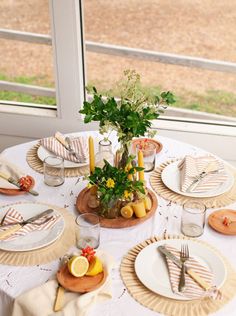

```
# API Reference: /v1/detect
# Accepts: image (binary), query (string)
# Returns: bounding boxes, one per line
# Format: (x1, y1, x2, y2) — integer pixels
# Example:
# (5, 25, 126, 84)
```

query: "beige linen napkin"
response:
(12, 252, 114, 316)
(0, 158, 24, 189)
(164, 244, 216, 300)
(0, 208, 60, 241)
(40, 132, 88, 163)
(178, 155, 228, 193)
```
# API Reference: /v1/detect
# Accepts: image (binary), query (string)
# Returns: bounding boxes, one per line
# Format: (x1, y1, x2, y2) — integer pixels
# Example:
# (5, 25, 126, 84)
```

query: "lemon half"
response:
(67, 256, 89, 277)
(86, 256, 103, 276)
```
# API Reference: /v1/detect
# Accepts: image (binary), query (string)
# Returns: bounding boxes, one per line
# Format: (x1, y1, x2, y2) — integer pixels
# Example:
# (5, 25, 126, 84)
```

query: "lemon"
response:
(120, 205, 134, 219)
(67, 256, 89, 277)
(86, 256, 103, 276)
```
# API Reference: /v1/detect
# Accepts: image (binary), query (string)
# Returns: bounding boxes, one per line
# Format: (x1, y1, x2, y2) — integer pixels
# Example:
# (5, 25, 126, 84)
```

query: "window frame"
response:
(0, 0, 97, 141)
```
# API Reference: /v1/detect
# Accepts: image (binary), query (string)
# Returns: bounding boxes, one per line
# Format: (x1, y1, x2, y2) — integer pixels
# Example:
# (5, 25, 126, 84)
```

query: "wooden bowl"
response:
(0, 176, 35, 196)
(208, 209, 236, 235)
(57, 263, 107, 293)
(132, 138, 163, 154)
(76, 188, 158, 228)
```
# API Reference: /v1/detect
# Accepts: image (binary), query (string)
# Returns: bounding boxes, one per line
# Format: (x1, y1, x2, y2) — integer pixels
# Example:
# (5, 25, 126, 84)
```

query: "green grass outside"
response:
(1, 74, 236, 117)
(0, 73, 56, 106)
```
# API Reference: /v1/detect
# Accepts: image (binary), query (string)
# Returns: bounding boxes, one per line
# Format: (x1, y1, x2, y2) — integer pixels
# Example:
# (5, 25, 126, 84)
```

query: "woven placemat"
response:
(120, 234, 236, 316)
(26, 143, 89, 177)
(0, 202, 76, 266)
(150, 159, 236, 208)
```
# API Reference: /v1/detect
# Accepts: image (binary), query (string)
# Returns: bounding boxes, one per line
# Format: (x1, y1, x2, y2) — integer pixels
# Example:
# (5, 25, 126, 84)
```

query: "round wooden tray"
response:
(0, 176, 35, 196)
(132, 138, 163, 154)
(208, 209, 236, 235)
(57, 263, 107, 293)
(76, 188, 158, 228)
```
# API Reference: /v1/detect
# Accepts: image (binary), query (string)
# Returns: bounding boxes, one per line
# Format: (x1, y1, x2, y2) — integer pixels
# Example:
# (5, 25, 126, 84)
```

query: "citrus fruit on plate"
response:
(57, 264, 107, 293)
(120, 205, 134, 219)
(67, 256, 89, 277)
(86, 256, 103, 276)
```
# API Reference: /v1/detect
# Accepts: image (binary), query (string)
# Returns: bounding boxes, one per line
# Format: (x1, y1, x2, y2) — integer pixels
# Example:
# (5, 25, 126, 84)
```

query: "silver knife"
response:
(186, 168, 223, 193)
(8, 177, 39, 196)
(0, 208, 54, 239)
(158, 245, 212, 291)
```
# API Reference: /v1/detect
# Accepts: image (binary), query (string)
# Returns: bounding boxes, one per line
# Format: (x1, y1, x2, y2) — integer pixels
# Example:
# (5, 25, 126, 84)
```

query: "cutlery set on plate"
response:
(0, 209, 55, 240)
(158, 244, 222, 299)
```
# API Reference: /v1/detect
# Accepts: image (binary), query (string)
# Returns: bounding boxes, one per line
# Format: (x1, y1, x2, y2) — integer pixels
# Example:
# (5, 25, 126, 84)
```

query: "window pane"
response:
(0, 0, 56, 106)
(84, 0, 236, 122)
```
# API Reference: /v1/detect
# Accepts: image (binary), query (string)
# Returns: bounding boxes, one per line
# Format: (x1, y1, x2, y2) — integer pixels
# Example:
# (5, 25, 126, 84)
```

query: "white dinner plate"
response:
(37, 145, 88, 168)
(134, 239, 227, 300)
(0, 203, 65, 252)
(161, 160, 234, 198)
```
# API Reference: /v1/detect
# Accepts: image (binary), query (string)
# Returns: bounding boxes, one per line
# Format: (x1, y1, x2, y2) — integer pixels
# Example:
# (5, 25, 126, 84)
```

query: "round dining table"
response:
(0, 131, 235, 316)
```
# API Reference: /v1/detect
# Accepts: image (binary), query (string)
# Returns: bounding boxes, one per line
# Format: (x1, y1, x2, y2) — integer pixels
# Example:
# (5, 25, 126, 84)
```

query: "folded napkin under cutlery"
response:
(0, 208, 60, 241)
(162, 244, 221, 300)
(40, 132, 89, 163)
(178, 155, 228, 193)
(11, 251, 114, 316)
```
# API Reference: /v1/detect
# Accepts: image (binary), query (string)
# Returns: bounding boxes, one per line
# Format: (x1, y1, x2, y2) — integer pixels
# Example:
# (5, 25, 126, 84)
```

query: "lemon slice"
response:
(67, 256, 89, 277)
(86, 256, 103, 276)
(120, 205, 134, 219)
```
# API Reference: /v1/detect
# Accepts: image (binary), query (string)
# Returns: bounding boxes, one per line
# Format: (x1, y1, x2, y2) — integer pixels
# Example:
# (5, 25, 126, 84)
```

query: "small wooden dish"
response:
(76, 188, 158, 228)
(57, 264, 107, 293)
(0, 176, 35, 196)
(132, 138, 163, 154)
(208, 209, 236, 235)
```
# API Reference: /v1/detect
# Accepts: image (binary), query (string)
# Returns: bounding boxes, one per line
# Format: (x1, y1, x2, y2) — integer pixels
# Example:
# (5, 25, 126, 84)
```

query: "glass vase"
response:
(95, 139, 115, 168)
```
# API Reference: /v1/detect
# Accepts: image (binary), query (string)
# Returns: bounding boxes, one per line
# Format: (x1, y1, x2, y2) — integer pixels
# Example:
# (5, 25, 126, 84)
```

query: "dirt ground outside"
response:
(1, 0, 236, 116)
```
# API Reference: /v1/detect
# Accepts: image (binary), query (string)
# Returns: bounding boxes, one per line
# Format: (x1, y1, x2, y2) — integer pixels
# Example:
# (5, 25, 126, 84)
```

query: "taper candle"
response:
(137, 150, 144, 181)
(89, 136, 95, 174)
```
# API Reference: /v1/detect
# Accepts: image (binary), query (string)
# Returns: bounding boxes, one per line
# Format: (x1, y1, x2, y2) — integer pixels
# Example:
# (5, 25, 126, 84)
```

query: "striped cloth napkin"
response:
(164, 244, 216, 299)
(40, 132, 88, 163)
(0, 208, 60, 241)
(178, 155, 228, 193)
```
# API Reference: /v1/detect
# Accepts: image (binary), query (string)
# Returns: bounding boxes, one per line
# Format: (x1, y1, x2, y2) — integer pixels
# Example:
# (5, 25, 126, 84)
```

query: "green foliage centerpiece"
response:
(80, 70, 175, 219)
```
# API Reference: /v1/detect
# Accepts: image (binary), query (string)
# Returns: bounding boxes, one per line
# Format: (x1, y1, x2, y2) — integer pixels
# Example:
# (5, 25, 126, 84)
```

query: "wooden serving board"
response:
(0, 176, 35, 196)
(76, 188, 158, 228)
(208, 209, 236, 235)
(57, 264, 107, 293)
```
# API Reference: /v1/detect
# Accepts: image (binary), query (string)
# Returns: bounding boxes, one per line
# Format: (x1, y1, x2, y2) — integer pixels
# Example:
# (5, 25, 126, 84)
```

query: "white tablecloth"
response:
(0, 131, 235, 316)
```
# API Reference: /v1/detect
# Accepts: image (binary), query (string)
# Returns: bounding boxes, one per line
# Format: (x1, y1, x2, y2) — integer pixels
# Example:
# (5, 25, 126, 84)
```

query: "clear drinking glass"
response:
(75, 213, 100, 249)
(181, 201, 206, 237)
(136, 142, 156, 172)
(43, 156, 64, 186)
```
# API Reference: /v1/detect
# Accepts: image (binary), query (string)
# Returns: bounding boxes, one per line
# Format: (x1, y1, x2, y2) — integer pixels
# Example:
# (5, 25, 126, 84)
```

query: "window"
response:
(0, 0, 56, 107)
(0, 0, 235, 150)
(83, 0, 236, 129)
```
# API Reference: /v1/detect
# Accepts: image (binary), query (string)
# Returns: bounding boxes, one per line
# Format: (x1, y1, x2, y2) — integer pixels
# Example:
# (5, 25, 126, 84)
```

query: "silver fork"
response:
(178, 244, 189, 292)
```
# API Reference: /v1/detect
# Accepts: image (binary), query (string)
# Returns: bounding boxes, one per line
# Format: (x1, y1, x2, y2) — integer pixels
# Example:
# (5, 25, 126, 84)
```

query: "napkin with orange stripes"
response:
(0, 208, 60, 241)
(178, 155, 228, 193)
(40, 132, 88, 163)
(164, 244, 221, 300)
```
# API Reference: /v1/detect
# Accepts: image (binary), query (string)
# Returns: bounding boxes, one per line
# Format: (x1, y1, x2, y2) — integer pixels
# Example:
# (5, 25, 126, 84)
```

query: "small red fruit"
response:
(81, 246, 96, 263)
